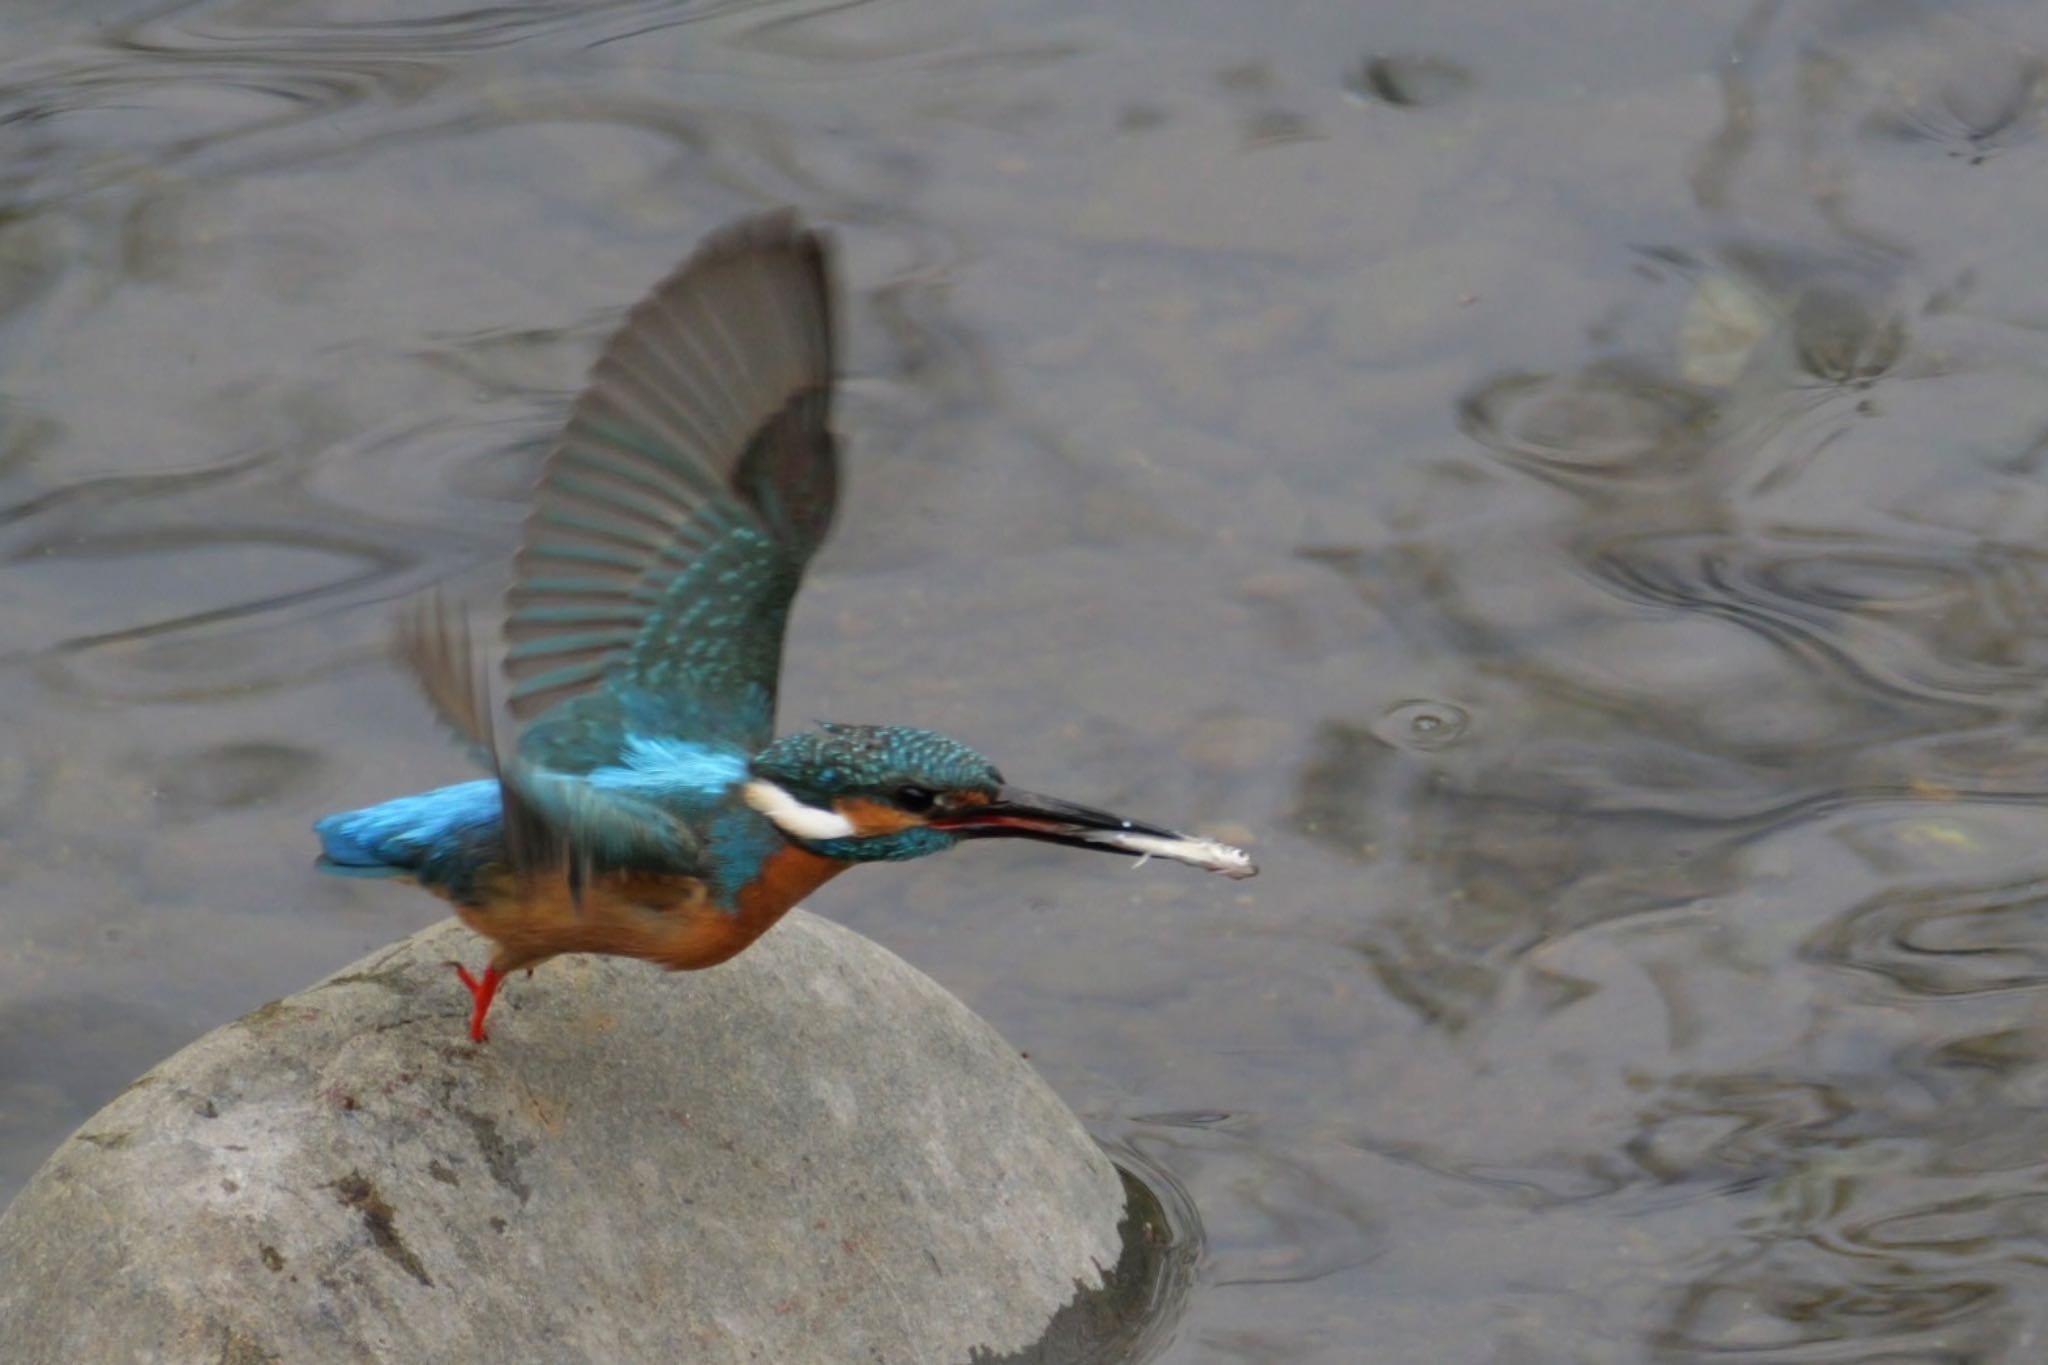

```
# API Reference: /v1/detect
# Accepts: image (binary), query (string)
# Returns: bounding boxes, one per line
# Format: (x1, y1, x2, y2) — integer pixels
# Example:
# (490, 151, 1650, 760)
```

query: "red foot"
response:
(452, 963, 503, 1043)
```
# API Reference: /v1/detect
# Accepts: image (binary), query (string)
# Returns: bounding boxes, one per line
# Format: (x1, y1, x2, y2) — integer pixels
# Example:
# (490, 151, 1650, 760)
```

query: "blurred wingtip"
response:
(395, 590, 500, 761)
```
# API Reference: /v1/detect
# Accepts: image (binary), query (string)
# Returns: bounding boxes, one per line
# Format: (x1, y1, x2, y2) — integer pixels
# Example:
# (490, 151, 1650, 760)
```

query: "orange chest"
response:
(734, 843, 850, 927)
(648, 843, 849, 971)
(448, 843, 849, 974)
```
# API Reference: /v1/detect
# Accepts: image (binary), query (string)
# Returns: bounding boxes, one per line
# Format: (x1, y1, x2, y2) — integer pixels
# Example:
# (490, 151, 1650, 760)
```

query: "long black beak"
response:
(931, 787, 1175, 849)
(929, 786, 1258, 879)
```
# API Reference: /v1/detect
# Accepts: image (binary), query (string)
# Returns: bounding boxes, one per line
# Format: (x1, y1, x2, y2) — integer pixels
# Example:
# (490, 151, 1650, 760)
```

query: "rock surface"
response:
(0, 913, 1131, 1363)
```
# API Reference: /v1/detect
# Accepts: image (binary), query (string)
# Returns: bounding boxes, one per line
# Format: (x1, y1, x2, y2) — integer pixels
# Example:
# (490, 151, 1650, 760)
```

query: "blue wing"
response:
(503, 211, 838, 770)
(398, 593, 704, 888)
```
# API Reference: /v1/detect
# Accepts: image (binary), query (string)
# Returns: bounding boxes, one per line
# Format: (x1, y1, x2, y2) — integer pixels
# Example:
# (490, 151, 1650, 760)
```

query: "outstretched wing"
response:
(504, 211, 838, 771)
(399, 593, 700, 886)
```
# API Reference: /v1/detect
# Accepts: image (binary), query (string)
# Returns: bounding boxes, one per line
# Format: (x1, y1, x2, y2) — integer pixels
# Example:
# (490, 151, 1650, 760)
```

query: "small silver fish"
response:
(1098, 829, 1259, 880)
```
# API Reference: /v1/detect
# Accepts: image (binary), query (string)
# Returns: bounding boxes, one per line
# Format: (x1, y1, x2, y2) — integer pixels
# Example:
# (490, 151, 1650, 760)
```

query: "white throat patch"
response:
(743, 779, 859, 841)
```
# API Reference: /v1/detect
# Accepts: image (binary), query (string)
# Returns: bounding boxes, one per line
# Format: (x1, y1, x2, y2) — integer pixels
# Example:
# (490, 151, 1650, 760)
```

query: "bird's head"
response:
(744, 722, 1257, 877)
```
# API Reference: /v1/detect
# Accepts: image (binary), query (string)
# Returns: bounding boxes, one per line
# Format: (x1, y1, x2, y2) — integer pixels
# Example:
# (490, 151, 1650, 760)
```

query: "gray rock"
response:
(0, 913, 1137, 1364)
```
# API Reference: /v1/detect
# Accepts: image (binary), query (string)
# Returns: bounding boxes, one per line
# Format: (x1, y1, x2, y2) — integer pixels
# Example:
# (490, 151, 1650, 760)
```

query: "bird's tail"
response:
(311, 779, 503, 883)
(312, 811, 409, 877)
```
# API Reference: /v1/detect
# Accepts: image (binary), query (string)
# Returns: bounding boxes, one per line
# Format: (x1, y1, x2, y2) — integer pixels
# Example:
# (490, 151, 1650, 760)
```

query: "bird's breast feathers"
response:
(458, 838, 847, 974)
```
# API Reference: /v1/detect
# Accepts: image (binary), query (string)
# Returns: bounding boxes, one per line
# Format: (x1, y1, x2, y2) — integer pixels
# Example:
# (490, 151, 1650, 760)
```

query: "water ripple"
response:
(1623, 1072, 1855, 1190)
(1368, 698, 1473, 754)
(0, 0, 748, 213)
(1806, 871, 2048, 998)
(0, 443, 435, 701)
(1456, 364, 1719, 494)
(1861, 15, 2048, 165)
(1578, 530, 2048, 723)
(0, 51, 444, 209)
(1112, 1119, 1383, 1293)
(1657, 1267, 2006, 1359)
(142, 0, 696, 55)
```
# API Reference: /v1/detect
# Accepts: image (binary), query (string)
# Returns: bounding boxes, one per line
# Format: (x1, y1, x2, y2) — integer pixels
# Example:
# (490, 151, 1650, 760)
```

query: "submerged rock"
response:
(0, 913, 1134, 1363)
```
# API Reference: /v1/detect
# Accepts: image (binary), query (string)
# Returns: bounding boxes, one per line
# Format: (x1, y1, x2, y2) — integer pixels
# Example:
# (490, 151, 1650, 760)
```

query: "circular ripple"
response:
(1371, 698, 1473, 752)
(1458, 365, 1717, 488)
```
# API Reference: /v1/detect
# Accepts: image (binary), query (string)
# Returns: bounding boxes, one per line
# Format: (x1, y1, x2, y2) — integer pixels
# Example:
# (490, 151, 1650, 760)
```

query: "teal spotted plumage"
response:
(313, 210, 1256, 1043)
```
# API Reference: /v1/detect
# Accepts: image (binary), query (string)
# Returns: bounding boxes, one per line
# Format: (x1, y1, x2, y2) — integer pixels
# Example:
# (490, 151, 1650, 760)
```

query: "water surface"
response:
(9, 0, 2048, 1358)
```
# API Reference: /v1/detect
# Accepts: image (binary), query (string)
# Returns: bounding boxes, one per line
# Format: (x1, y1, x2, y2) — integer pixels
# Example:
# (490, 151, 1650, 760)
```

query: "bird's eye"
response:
(896, 785, 938, 813)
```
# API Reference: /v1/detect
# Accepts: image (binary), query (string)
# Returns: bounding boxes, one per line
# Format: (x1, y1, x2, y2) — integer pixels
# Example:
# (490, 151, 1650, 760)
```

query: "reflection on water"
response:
(13, 0, 2048, 1358)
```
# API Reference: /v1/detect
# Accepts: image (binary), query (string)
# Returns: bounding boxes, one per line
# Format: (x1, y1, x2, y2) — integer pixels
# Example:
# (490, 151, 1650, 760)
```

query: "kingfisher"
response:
(313, 211, 1257, 1043)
